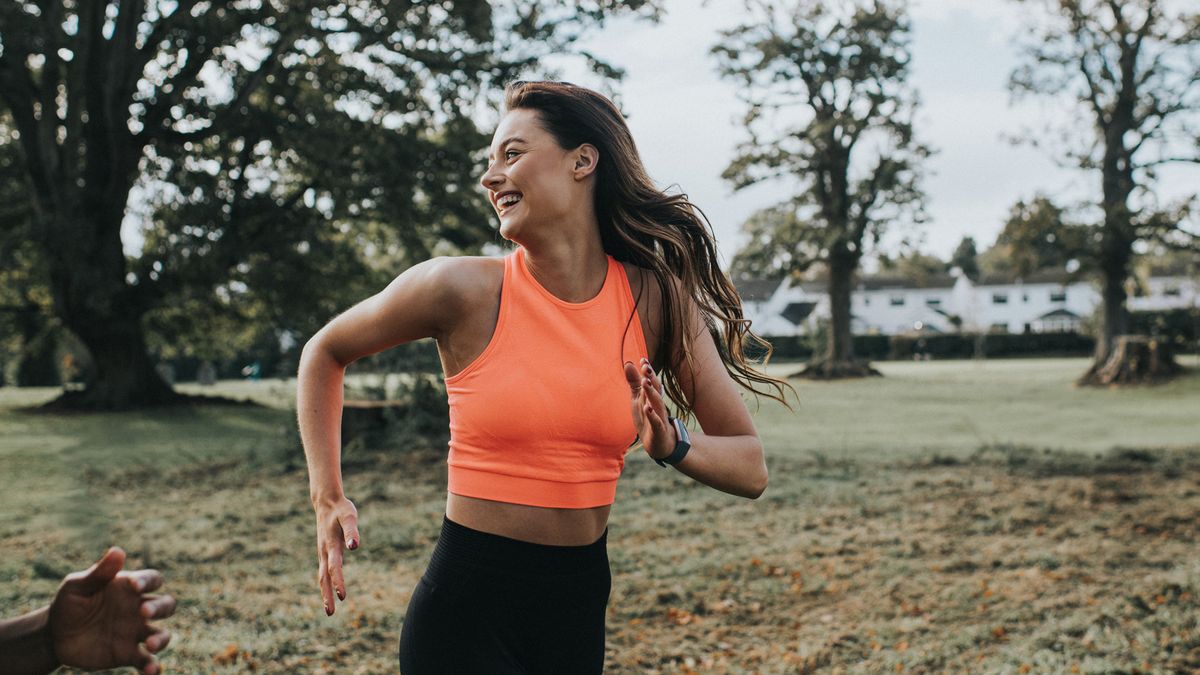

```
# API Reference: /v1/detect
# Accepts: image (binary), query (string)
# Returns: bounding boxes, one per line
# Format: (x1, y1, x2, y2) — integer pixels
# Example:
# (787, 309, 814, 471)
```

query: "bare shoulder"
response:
(429, 254, 505, 307)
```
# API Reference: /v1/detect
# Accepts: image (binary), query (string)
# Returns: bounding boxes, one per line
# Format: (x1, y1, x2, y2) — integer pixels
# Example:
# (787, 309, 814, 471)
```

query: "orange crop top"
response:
(443, 245, 650, 508)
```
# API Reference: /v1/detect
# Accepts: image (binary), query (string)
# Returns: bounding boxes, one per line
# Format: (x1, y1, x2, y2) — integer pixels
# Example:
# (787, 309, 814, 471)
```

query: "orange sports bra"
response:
(443, 245, 650, 509)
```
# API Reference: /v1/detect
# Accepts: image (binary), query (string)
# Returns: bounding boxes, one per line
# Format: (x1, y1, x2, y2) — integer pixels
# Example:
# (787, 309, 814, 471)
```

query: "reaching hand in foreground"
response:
(0, 546, 176, 675)
(51, 546, 175, 673)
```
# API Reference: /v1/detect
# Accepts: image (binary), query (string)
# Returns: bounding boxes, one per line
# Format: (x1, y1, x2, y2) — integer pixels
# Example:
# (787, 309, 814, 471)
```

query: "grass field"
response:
(2, 358, 1198, 673)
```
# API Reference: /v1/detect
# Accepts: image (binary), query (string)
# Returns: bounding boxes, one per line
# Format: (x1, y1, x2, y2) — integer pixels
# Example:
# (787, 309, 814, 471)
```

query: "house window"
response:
(1022, 293, 1029, 303)
(926, 298, 942, 306)
(890, 295, 905, 306)
(864, 297, 871, 306)
(1164, 286, 1181, 297)
(1050, 291, 1067, 303)
(992, 293, 1008, 304)
(990, 322, 1009, 332)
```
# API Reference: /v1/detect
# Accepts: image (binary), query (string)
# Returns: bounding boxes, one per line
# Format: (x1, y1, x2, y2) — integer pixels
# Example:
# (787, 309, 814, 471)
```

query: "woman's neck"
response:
(521, 237, 608, 303)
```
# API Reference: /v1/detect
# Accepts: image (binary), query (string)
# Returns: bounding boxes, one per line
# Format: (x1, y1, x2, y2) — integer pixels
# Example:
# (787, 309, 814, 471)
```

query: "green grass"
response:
(2, 358, 1199, 673)
(753, 356, 1200, 460)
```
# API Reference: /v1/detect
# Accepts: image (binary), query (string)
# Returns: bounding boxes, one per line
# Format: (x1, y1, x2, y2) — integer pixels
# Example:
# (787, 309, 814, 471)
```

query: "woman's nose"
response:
(480, 165, 503, 190)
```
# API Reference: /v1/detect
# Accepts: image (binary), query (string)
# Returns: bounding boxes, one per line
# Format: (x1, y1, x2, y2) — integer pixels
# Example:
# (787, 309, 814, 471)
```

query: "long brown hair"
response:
(502, 80, 795, 419)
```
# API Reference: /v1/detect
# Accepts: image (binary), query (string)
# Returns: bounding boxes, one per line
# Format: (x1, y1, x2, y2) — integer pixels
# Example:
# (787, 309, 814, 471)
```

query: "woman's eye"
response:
(505, 150, 519, 159)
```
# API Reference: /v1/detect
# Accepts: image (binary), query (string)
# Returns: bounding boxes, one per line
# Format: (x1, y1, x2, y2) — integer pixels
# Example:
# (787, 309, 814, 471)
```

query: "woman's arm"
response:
(625, 286, 769, 499)
(299, 256, 466, 615)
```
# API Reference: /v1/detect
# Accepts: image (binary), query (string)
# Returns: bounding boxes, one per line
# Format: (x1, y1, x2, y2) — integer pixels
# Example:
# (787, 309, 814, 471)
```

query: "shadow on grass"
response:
(20, 390, 266, 415)
(960, 442, 1200, 478)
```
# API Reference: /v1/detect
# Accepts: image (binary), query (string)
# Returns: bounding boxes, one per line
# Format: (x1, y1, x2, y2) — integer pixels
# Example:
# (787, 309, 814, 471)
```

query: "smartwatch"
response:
(655, 416, 691, 467)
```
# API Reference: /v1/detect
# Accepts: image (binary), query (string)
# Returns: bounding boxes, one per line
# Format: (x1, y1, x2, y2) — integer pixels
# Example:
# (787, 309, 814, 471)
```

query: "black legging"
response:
(398, 515, 611, 674)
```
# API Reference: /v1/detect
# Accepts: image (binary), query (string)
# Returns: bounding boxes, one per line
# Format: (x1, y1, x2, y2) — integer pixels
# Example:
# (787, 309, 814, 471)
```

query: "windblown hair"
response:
(502, 80, 795, 418)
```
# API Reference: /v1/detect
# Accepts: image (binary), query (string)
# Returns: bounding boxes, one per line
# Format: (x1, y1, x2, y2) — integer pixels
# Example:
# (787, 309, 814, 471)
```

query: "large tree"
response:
(1009, 0, 1200, 383)
(713, 0, 929, 378)
(0, 0, 658, 409)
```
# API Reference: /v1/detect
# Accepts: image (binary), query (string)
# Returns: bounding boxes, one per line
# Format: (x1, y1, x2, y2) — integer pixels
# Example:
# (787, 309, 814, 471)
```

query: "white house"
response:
(735, 269, 1195, 337)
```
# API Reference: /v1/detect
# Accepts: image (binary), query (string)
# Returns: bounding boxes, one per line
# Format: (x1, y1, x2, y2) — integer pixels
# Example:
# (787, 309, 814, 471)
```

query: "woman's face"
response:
(479, 108, 595, 242)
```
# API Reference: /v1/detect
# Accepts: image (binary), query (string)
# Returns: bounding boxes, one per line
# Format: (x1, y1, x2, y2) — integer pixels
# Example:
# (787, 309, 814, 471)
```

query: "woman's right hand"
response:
(312, 496, 360, 616)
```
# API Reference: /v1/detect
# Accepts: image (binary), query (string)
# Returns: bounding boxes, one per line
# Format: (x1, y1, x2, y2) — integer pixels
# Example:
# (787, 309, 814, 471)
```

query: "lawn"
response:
(2, 358, 1198, 673)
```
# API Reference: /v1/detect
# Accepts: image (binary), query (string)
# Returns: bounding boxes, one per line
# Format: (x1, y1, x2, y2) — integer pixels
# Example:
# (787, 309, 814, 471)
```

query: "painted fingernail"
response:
(337, 590, 345, 600)
(347, 539, 358, 550)
(324, 604, 331, 615)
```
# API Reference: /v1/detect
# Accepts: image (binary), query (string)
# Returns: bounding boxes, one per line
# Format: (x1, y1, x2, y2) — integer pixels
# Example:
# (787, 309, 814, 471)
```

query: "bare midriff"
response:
(445, 492, 611, 546)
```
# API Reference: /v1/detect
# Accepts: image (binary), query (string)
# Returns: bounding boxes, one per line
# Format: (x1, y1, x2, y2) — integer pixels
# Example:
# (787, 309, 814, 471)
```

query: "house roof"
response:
(857, 275, 956, 290)
(781, 301, 817, 325)
(733, 278, 781, 302)
(1037, 308, 1081, 320)
(977, 270, 1075, 286)
(792, 274, 955, 292)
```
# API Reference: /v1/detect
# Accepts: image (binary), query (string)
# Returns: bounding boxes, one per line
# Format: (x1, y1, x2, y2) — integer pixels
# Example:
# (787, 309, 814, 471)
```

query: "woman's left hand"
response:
(623, 358, 675, 460)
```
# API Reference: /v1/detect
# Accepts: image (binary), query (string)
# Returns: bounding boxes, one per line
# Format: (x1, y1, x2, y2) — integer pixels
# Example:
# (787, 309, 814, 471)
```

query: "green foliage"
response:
(1129, 309, 1200, 353)
(728, 204, 811, 280)
(878, 250, 949, 284)
(342, 373, 450, 449)
(950, 236, 980, 281)
(0, 1, 662, 405)
(980, 195, 1093, 279)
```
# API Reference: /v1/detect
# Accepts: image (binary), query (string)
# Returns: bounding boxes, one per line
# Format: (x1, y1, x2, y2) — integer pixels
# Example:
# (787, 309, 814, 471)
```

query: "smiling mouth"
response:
(498, 199, 522, 215)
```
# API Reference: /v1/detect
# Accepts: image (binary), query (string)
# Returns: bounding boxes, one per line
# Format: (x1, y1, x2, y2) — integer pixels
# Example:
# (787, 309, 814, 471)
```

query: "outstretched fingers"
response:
(143, 628, 172, 653)
(124, 569, 165, 595)
(139, 593, 176, 620)
(317, 544, 335, 616)
(328, 545, 346, 602)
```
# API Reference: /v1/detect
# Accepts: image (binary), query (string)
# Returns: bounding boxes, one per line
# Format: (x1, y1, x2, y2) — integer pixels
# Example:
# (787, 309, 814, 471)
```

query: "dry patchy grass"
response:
(5, 439, 1199, 674)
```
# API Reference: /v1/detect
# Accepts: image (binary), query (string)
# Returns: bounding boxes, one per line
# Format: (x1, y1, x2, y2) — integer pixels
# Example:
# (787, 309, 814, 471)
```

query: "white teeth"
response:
(499, 194, 522, 207)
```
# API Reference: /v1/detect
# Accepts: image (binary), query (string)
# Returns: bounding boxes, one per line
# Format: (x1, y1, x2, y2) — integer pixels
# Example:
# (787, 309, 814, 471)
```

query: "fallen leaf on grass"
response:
(214, 644, 239, 665)
(666, 607, 696, 625)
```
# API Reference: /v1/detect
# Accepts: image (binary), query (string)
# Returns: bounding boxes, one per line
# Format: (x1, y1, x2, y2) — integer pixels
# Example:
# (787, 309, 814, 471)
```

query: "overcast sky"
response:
(542, 0, 1195, 269)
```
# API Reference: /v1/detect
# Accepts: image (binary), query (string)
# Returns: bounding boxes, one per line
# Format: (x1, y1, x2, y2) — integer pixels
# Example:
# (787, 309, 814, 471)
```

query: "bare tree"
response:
(713, 0, 929, 379)
(1009, 0, 1200, 383)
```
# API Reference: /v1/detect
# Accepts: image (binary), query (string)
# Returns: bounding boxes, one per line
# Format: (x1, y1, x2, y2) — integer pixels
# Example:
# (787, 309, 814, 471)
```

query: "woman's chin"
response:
(497, 216, 521, 240)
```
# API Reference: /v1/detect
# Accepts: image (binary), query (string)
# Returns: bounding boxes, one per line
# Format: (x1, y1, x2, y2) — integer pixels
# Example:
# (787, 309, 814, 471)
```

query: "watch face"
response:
(674, 418, 690, 447)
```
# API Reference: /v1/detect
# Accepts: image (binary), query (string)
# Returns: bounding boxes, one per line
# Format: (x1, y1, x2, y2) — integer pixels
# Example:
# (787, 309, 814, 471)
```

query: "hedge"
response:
(757, 332, 1096, 362)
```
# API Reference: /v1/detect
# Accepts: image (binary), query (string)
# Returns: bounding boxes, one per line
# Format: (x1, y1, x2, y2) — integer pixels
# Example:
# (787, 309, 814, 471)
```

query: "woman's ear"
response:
(572, 144, 599, 179)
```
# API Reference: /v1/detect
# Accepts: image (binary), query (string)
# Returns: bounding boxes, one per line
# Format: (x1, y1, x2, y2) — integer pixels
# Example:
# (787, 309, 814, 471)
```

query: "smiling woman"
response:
(297, 80, 795, 674)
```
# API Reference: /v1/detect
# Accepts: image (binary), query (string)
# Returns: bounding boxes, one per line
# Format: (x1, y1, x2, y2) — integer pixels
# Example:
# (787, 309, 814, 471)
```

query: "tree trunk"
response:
(1077, 335, 1182, 386)
(794, 248, 880, 379)
(1086, 57, 1137, 377)
(44, 308, 177, 410)
(39, 213, 178, 410)
(15, 306, 61, 387)
(1093, 259, 1130, 362)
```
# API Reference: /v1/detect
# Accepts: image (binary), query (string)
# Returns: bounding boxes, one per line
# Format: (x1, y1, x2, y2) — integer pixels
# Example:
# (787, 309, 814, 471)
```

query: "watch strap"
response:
(655, 416, 691, 467)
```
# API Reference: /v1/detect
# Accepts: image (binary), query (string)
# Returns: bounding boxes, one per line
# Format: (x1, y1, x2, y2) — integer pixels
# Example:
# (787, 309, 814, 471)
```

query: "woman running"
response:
(298, 79, 793, 673)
